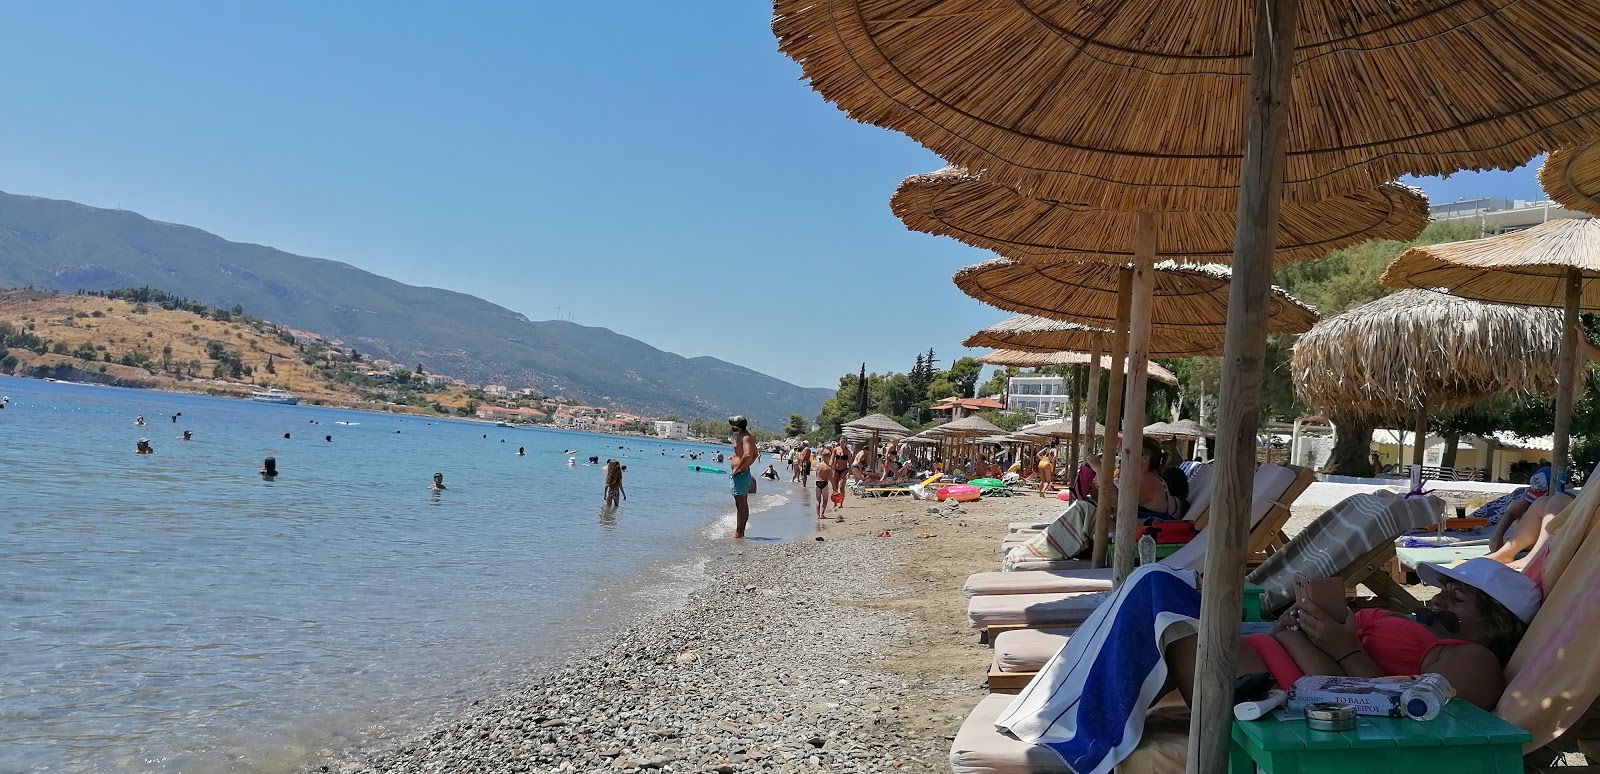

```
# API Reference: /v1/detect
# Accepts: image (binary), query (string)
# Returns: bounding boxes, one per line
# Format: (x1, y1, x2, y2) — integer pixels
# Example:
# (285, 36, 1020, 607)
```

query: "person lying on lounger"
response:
(1486, 467, 1572, 570)
(1165, 558, 1538, 710)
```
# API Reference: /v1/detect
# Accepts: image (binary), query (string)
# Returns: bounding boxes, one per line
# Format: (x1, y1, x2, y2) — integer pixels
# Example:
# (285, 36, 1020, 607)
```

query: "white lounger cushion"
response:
(950, 693, 1070, 774)
(993, 628, 1073, 673)
(967, 591, 1107, 629)
(969, 465, 1303, 628)
(1006, 559, 1093, 572)
(1007, 521, 1050, 533)
(962, 569, 1112, 598)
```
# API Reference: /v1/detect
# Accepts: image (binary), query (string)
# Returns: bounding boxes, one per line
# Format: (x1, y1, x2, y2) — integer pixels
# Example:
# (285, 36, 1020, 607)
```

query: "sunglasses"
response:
(1412, 606, 1480, 634)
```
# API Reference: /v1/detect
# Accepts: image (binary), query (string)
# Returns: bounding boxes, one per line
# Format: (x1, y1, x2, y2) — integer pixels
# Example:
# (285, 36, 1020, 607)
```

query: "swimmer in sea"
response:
(603, 459, 624, 507)
(135, 438, 154, 454)
(283, 432, 291, 439)
(567, 456, 577, 466)
(518, 447, 526, 456)
(260, 457, 278, 479)
(179, 431, 193, 441)
(760, 464, 779, 481)
(324, 435, 332, 442)
(430, 472, 447, 490)
(135, 415, 146, 427)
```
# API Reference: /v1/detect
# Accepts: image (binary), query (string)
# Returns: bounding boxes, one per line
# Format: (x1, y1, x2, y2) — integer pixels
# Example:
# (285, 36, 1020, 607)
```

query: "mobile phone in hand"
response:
(1293, 575, 1348, 624)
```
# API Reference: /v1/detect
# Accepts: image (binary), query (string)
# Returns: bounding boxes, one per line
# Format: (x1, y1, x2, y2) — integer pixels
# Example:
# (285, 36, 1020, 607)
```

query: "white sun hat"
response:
(1417, 557, 1542, 623)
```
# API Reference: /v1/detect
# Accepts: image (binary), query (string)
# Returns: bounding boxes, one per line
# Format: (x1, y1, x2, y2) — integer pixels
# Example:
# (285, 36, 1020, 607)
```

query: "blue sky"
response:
(0, 3, 1549, 389)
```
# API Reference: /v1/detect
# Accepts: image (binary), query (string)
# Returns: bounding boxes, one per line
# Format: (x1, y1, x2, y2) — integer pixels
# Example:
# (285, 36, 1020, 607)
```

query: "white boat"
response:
(250, 387, 300, 405)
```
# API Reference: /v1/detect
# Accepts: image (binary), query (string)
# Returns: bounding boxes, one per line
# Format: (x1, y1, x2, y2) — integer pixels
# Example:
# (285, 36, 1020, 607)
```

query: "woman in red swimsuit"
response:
(1167, 558, 1541, 710)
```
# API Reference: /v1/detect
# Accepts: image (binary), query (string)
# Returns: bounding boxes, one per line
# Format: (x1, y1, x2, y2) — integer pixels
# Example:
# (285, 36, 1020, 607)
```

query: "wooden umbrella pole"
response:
(1082, 340, 1105, 471)
(1113, 212, 1160, 583)
(1410, 406, 1428, 469)
(1188, 0, 1300, 771)
(1554, 267, 1581, 490)
(1091, 270, 1133, 569)
(1069, 364, 1084, 469)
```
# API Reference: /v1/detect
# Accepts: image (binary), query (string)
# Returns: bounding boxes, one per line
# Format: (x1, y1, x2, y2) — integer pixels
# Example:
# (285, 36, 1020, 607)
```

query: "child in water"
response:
(260, 457, 277, 479)
(603, 460, 625, 507)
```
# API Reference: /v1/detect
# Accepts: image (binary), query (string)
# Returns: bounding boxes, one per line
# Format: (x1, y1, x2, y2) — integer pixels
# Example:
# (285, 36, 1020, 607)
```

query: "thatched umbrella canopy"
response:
(773, 1, 1600, 211)
(893, 169, 1429, 265)
(964, 315, 1221, 358)
(1018, 417, 1107, 440)
(975, 350, 1179, 386)
(925, 414, 1005, 438)
(1539, 140, 1600, 218)
(1293, 290, 1566, 421)
(1383, 220, 1600, 485)
(955, 259, 1318, 336)
(1145, 419, 1211, 440)
(842, 413, 911, 437)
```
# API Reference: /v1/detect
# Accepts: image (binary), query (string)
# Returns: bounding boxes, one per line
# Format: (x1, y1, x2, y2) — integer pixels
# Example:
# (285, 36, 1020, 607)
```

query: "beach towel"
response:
(1245, 489, 1439, 612)
(1003, 500, 1094, 571)
(1499, 462, 1600, 751)
(995, 564, 1200, 774)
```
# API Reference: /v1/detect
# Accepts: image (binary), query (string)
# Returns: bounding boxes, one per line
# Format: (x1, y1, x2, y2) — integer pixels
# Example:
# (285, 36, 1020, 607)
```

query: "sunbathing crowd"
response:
(944, 447, 1594, 773)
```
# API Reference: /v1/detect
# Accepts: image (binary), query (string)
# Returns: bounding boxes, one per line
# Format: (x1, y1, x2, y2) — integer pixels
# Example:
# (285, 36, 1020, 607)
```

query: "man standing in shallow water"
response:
(728, 415, 758, 539)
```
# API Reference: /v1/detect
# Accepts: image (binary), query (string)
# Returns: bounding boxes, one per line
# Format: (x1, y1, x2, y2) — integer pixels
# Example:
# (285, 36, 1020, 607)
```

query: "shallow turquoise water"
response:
(0, 376, 822, 772)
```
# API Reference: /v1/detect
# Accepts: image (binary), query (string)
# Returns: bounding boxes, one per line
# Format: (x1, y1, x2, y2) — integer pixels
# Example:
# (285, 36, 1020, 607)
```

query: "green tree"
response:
(979, 366, 1019, 398)
(871, 372, 920, 419)
(784, 413, 807, 437)
(265, 355, 276, 374)
(948, 356, 983, 398)
(926, 376, 957, 402)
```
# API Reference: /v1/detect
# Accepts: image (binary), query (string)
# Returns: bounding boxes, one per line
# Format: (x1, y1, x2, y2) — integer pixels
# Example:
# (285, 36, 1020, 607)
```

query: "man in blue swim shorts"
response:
(728, 415, 758, 539)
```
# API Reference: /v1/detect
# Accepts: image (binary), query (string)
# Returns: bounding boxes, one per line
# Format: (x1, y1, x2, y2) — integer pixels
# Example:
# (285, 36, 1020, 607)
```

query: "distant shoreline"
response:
(0, 371, 739, 444)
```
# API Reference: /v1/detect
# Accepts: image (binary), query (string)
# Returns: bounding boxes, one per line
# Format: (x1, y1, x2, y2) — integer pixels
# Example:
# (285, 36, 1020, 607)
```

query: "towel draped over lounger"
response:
(995, 565, 1201, 774)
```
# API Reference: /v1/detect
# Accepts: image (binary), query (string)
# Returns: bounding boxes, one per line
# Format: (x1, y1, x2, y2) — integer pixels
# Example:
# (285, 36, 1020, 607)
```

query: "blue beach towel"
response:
(995, 564, 1201, 774)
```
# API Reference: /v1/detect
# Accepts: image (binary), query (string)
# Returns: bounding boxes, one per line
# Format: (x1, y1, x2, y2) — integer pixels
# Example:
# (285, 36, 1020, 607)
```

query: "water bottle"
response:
(1401, 673, 1456, 721)
(1138, 531, 1157, 566)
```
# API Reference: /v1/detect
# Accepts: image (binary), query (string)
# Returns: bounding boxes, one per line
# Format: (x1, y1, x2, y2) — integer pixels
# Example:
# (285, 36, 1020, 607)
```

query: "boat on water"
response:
(250, 387, 300, 405)
(496, 421, 515, 428)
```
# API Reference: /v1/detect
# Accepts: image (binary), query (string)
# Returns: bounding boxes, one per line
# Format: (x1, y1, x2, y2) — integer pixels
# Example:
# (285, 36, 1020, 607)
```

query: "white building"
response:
(655, 421, 689, 440)
(1006, 375, 1070, 417)
(484, 384, 508, 396)
(1431, 198, 1592, 236)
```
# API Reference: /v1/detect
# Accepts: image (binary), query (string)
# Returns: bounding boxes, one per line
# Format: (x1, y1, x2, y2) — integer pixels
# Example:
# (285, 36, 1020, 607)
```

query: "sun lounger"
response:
(962, 466, 1600, 773)
(1246, 489, 1443, 614)
(950, 693, 1072, 774)
(1008, 521, 1051, 533)
(966, 466, 1312, 621)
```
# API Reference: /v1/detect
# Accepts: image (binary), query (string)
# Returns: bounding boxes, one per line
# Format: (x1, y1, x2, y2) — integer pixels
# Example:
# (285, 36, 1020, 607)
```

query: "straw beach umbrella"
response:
(967, 316, 1217, 496)
(915, 171, 1416, 578)
(975, 350, 1179, 385)
(843, 413, 913, 473)
(1293, 291, 1565, 471)
(1539, 140, 1600, 218)
(1382, 220, 1600, 489)
(774, 2, 1600, 211)
(893, 169, 1429, 265)
(955, 259, 1318, 337)
(964, 315, 1221, 358)
(959, 258, 1318, 573)
(774, 0, 1600, 762)
(1145, 419, 1210, 440)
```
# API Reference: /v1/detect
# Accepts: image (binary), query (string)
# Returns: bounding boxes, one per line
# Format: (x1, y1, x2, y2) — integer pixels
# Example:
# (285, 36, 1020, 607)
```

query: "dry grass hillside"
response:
(0, 289, 472, 413)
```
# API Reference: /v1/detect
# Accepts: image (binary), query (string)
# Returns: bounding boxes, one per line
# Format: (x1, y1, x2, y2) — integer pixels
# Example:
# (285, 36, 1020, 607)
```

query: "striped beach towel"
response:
(1245, 490, 1442, 612)
(1003, 500, 1095, 570)
(995, 564, 1201, 774)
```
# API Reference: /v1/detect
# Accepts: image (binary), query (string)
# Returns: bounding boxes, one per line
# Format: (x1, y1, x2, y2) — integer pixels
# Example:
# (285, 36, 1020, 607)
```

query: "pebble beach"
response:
(313, 491, 1031, 774)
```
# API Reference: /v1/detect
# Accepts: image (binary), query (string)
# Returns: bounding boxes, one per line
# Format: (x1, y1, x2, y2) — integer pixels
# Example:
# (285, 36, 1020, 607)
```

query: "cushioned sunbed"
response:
(1007, 521, 1050, 533)
(949, 693, 1070, 774)
(967, 591, 1110, 630)
(968, 465, 1308, 606)
(1395, 543, 1490, 569)
(993, 627, 1074, 673)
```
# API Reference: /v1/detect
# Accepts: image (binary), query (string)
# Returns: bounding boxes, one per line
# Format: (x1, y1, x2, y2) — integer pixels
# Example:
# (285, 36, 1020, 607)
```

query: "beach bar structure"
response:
(775, 0, 1600, 764)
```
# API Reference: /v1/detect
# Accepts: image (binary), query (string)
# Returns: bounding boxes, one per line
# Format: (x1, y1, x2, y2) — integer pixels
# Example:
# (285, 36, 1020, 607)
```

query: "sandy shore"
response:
(310, 491, 1047, 774)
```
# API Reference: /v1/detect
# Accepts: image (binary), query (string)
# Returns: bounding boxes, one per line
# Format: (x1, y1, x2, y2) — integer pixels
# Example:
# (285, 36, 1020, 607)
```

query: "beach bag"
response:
(1135, 520, 1199, 544)
(831, 491, 844, 506)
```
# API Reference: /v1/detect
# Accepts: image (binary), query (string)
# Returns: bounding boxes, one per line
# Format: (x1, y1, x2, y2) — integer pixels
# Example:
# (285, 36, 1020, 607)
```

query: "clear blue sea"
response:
(0, 375, 822, 773)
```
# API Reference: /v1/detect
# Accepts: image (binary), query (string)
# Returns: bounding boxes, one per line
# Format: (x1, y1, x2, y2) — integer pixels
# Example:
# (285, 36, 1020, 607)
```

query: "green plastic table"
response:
(1230, 700, 1530, 773)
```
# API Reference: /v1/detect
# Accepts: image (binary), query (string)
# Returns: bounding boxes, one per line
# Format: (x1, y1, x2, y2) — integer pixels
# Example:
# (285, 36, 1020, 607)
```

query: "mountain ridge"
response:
(0, 190, 830, 427)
